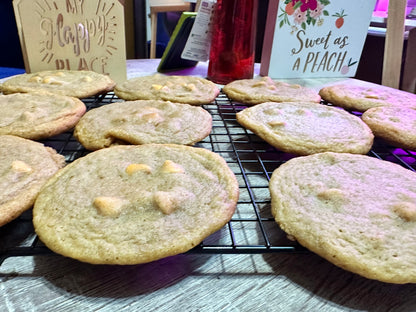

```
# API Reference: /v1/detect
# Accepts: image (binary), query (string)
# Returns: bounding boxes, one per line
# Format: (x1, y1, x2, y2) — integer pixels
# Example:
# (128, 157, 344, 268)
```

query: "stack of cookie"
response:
(319, 83, 416, 151)
(0, 69, 116, 226)
(1, 70, 240, 267)
(74, 74, 220, 150)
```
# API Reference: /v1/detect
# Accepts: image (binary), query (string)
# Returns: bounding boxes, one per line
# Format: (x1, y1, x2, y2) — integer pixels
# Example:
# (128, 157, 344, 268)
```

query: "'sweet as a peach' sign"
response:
(260, 0, 377, 78)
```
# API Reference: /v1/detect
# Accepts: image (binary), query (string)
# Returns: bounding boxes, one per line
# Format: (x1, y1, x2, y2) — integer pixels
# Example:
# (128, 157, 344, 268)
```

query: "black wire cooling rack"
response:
(1, 91, 416, 265)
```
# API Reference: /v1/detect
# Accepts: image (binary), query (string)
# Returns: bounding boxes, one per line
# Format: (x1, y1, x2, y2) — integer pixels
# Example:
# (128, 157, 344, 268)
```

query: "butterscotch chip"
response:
(1, 70, 115, 98)
(0, 135, 65, 226)
(362, 106, 416, 150)
(270, 152, 416, 284)
(33, 144, 239, 265)
(74, 100, 212, 150)
(114, 74, 220, 105)
(319, 84, 416, 112)
(236, 101, 374, 155)
(222, 76, 321, 105)
(0, 93, 86, 140)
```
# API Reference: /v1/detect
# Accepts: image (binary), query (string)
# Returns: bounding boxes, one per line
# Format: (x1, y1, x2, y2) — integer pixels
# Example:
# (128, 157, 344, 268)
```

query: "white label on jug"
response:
(181, 0, 216, 62)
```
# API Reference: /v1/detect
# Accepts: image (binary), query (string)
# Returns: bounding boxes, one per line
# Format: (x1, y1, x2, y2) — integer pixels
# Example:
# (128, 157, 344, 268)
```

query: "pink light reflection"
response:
(375, 0, 389, 12)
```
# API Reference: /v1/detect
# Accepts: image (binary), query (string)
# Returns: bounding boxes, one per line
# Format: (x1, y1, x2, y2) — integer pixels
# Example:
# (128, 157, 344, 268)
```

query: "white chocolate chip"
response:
(317, 188, 345, 201)
(183, 83, 196, 91)
(125, 163, 152, 175)
(161, 160, 185, 173)
(11, 160, 33, 173)
(153, 191, 178, 215)
(364, 90, 380, 99)
(267, 120, 286, 127)
(29, 76, 42, 83)
(142, 112, 164, 123)
(392, 202, 416, 222)
(152, 84, 163, 90)
(261, 76, 274, 84)
(19, 111, 36, 121)
(93, 196, 127, 217)
(153, 187, 195, 215)
(252, 81, 267, 88)
(267, 85, 277, 91)
(295, 109, 310, 116)
(41, 76, 63, 85)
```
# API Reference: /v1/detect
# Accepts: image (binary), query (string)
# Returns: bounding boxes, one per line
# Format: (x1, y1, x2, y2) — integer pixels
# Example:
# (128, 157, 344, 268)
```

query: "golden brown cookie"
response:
(0, 135, 65, 227)
(236, 102, 374, 155)
(33, 144, 239, 265)
(0, 92, 86, 139)
(270, 152, 416, 284)
(362, 106, 416, 150)
(74, 100, 212, 150)
(319, 83, 416, 112)
(114, 74, 220, 105)
(222, 76, 321, 105)
(1, 70, 115, 98)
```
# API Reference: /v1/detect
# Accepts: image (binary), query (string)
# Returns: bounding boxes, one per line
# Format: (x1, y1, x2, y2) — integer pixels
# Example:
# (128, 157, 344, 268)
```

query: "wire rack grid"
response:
(1, 91, 416, 265)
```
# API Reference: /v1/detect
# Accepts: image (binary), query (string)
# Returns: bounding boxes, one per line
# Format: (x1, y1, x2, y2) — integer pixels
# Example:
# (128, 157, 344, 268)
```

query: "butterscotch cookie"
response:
(362, 106, 416, 150)
(222, 76, 321, 105)
(270, 152, 416, 284)
(319, 83, 416, 112)
(74, 100, 212, 150)
(236, 102, 374, 155)
(0, 92, 86, 140)
(33, 144, 239, 265)
(114, 74, 220, 105)
(1, 70, 115, 98)
(0, 135, 65, 227)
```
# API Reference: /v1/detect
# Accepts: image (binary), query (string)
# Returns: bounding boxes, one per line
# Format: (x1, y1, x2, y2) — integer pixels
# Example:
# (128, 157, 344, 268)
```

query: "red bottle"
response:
(207, 0, 258, 84)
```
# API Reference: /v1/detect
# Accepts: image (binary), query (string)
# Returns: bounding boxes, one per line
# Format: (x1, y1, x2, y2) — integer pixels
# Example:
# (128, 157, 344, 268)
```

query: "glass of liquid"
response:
(207, 0, 258, 84)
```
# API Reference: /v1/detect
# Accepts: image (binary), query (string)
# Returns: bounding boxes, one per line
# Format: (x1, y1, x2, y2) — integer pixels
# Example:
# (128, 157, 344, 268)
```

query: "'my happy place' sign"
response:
(260, 0, 377, 78)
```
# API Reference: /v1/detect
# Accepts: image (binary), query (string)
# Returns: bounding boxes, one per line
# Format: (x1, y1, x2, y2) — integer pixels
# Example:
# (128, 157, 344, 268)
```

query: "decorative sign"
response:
(13, 0, 127, 82)
(260, 0, 377, 78)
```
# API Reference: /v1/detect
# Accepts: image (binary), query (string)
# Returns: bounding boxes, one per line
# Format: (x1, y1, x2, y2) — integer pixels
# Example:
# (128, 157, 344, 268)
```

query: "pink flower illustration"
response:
(294, 8, 307, 25)
(310, 1, 324, 19)
(278, 0, 331, 30)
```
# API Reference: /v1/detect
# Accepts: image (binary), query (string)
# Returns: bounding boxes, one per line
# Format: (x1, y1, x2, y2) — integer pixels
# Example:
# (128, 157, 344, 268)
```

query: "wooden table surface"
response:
(2, 60, 416, 312)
